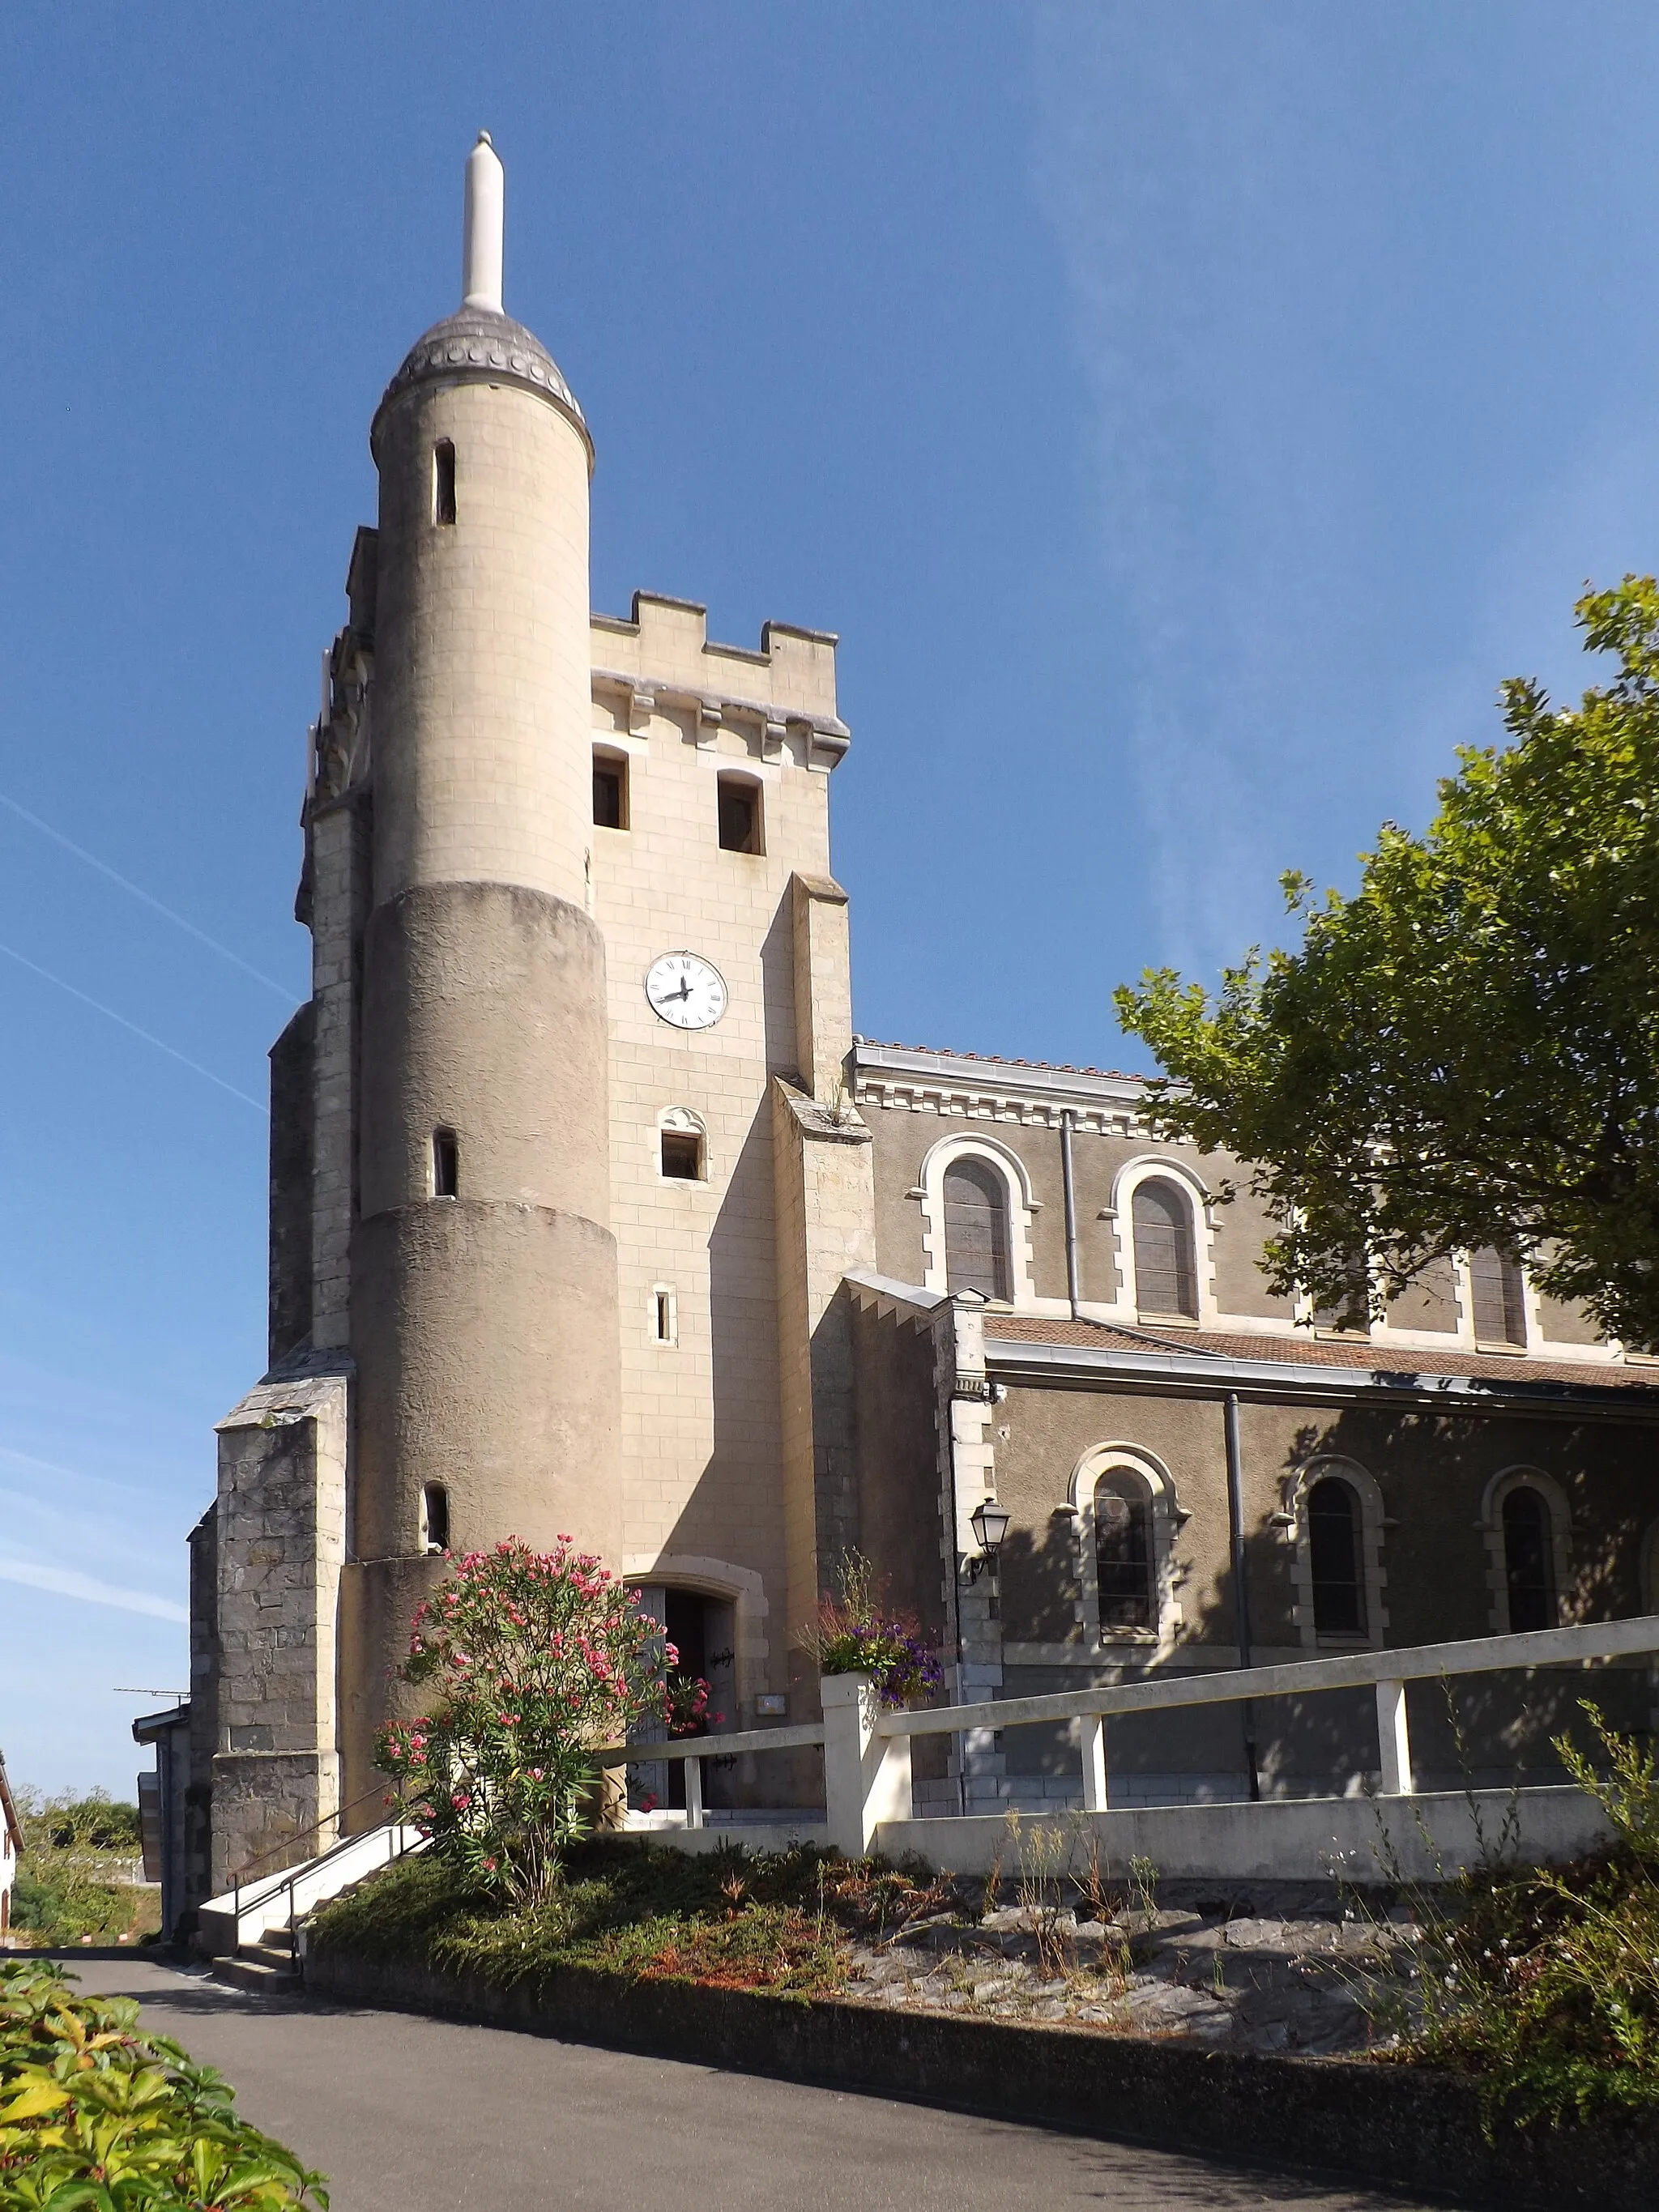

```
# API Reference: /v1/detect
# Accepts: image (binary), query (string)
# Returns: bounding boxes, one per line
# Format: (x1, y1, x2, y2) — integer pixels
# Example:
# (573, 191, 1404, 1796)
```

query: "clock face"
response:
(645, 952, 728, 1031)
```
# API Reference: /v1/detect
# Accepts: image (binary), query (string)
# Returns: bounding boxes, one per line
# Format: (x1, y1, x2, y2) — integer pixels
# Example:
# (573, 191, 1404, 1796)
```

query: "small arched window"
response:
(1094, 1470, 1154, 1630)
(1307, 1476, 1364, 1636)
(1131, 1178, 1197, 1319)
(944, 1157, 1011, 1301)
(1503, 1486, 1555, 1632)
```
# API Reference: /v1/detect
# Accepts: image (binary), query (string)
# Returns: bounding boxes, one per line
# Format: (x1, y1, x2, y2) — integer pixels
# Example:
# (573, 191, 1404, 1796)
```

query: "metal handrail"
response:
(272, 1820, 424, 1960)
(231, 1783, 391, 1931)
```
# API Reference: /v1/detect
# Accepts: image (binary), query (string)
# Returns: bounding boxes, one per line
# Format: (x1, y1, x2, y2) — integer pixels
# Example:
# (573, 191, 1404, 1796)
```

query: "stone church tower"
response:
(192, 138, 864, 1898)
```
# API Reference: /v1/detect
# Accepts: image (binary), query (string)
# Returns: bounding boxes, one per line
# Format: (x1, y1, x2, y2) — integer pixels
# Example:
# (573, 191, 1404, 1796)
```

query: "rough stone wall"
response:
(772, 1080, 877, 1692)
(306, 793, 370, 1355)
(208, 1370, 348, 1893)
(267, 1003, 314, 1366)
(372, 378, 593, 910)
(183, 1509, 220, 1923)
(849, 1295, 945, 1639)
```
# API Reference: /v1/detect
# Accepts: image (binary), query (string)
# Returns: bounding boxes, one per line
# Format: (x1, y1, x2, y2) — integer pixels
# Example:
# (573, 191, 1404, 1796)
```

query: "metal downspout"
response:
(1224, 1391, 1262, 1801)
(1060, 1110, 1081, 1321)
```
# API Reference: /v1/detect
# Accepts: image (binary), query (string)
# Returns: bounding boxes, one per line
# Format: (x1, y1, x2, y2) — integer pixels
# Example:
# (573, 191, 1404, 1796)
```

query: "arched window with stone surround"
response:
(1094, 1468, 1154, 1630)
(1503, 1485, 1556, 1632)
(944, 1156, 1012, 1301)
(1131, 1178, 1198, 1319)
(1307, 1475, 1365, 1637)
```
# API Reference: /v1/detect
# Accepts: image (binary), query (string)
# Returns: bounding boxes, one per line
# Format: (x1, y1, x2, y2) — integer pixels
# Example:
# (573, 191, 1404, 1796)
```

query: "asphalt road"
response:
(52, 1954, 1446, 2211)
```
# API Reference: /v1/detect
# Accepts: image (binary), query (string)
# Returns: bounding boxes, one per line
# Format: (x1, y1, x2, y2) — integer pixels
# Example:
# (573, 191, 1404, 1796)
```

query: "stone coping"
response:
(304, 1946, 1658, 2211)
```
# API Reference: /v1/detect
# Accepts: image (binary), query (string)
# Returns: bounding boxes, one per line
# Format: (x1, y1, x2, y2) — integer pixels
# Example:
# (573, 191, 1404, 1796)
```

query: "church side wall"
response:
(986, 1377, 1659, 1801)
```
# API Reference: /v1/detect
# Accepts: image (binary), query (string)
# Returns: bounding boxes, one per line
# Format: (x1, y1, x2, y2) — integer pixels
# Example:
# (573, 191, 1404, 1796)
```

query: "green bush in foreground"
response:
(1394, 1705, 1659, 2129)
(0, 1960, 327, 2209)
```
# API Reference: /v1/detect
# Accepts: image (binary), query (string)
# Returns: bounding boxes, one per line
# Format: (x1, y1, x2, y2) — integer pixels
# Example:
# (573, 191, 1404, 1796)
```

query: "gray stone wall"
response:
(208, 1370, 347, 1893)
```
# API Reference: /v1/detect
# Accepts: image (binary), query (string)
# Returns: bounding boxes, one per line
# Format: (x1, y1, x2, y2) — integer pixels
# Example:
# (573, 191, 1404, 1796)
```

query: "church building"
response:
(177, 139, 1659, 1919)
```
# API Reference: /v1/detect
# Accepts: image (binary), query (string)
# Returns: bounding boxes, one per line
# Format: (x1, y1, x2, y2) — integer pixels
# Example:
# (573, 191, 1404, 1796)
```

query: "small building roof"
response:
(131, 1703, 190, 1745)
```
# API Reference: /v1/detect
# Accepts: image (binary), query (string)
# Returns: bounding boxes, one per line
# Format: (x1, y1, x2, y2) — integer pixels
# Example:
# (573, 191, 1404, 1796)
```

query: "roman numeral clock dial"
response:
(645, 952, 728, 1031)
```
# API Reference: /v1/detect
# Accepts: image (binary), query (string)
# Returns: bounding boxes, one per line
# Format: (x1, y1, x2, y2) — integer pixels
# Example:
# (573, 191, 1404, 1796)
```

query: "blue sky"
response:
(6, 3, 1659, 1791)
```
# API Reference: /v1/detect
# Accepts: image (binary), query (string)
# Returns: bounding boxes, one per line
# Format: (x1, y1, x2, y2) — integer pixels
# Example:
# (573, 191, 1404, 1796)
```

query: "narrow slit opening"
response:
(420, 1483, 450, 1556)
(433, 1127, 459, 1198)
(433, 440, 457, 526)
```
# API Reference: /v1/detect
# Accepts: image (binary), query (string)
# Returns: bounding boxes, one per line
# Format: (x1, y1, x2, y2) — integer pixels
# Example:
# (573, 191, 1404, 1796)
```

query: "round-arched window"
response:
(1094, 1469, 1154, 1630)
(1503, 1486, 1555, 1633)
(943, 1157, 1012, 1301)
(1307, 1476, 1364, 1636)
(1131, 1178, 1198, 1319)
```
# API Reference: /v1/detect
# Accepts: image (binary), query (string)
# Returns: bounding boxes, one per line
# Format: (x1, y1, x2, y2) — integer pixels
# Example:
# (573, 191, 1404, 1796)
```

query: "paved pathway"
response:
(56, 1954, 1446, 2210)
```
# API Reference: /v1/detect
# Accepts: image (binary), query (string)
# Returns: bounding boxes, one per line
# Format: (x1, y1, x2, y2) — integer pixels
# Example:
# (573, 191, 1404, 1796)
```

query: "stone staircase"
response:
(212, 1924, 301, 1993)
(201, 1821, 427, 1991)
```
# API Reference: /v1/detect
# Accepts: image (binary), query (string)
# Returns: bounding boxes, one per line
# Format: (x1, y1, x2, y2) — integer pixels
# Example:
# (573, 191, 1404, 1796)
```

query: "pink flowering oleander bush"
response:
(377, 1537, 667, 1903)
(665, 1673, 722, 1738)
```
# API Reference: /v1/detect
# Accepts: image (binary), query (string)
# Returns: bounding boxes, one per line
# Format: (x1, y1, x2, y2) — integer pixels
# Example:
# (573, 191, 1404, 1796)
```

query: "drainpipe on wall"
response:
(1223, 1391, 1262, 1801)
(1060, 1110, 1081, 1322)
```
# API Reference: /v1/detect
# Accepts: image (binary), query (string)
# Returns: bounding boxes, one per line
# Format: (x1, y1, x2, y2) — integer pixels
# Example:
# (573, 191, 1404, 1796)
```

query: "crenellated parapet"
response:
(591, 591, 848, 771)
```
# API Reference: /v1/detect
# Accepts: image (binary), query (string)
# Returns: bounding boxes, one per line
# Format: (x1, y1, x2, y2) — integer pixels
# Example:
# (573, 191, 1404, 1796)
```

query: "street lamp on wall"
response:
(966, 1498, 1012, 1583)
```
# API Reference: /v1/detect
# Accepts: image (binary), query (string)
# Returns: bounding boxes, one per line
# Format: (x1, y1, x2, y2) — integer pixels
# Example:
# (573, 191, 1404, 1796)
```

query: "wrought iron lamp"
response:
(966, 1498, 1012, 1582)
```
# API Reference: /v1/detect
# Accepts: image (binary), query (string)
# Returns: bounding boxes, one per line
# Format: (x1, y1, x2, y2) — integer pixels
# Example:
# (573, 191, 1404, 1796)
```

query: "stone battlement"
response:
(591, 590, 845, 738)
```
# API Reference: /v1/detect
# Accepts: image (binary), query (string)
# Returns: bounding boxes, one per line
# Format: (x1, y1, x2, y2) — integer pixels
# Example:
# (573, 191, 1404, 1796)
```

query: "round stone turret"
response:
(340, 134, 622, 1816)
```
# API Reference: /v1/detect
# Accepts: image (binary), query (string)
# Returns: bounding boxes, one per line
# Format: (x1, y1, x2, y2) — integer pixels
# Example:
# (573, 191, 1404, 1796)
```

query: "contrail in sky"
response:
(0, 1555, 187, 1624)
(0, 789, 295, 1000)
(0, 940, 268, 1112)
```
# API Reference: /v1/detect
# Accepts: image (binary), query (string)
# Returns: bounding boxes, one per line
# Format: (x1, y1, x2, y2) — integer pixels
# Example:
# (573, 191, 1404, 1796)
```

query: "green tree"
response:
(1115, 577, 1659, 1349)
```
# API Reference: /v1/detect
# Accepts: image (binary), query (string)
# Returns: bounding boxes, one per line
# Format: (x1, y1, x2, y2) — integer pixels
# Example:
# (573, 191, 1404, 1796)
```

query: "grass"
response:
(309, 1837, 953, 1998)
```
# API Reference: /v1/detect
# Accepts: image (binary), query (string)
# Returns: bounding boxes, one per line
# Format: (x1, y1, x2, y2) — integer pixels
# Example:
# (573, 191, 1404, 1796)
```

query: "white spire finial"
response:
(462, 132, 505, 314)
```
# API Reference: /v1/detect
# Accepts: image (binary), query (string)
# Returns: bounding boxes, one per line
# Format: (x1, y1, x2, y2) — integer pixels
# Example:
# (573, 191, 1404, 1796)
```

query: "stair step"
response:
(211, 1953, 298, 1994)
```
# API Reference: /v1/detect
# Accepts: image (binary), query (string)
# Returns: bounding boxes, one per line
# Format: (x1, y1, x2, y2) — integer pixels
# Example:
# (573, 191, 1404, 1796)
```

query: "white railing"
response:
(603, 1616, 1659, 1865)
(598, 1718, 827, 1833)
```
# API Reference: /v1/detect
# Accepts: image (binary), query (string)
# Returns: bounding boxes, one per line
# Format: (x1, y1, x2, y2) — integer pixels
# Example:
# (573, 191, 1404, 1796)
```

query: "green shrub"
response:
(309, 1835, 953, 1998)
(1396, 1703, 1659, 2129)
(0, 1958, 327, 2207)
(10, 1787, 156, 1946)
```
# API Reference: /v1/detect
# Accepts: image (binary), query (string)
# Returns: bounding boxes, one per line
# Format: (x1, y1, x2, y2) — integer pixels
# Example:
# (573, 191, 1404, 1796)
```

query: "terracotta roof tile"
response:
(982, 1313, 1659, 1392)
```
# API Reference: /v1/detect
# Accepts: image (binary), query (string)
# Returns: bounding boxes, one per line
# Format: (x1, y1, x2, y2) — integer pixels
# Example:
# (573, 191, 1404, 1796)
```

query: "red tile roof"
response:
(983, 1313, 1659, 1392)
(855, 1042, 1144, 1082)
